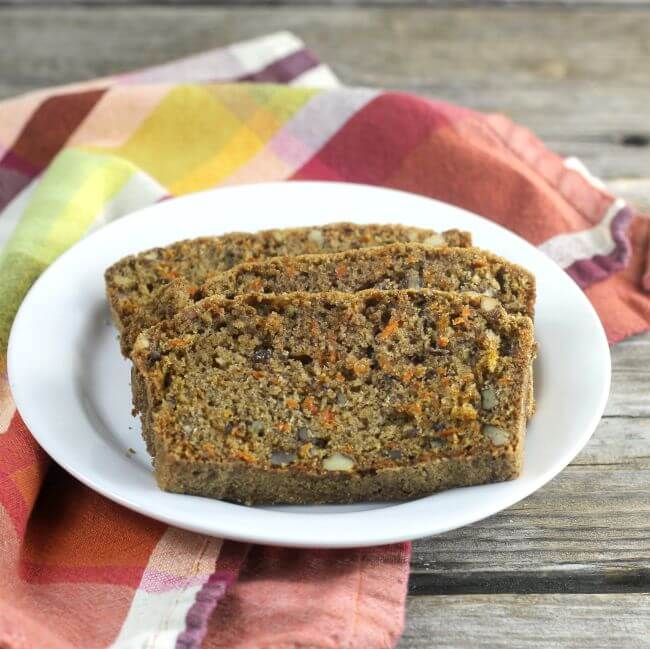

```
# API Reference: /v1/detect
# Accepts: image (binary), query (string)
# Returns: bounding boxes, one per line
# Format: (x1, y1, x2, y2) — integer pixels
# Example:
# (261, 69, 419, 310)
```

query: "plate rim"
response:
(7, 180, 612, 548)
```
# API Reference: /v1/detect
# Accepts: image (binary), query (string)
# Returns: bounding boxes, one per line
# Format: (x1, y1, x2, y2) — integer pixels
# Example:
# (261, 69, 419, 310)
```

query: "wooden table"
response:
(2, 3, 649, 647)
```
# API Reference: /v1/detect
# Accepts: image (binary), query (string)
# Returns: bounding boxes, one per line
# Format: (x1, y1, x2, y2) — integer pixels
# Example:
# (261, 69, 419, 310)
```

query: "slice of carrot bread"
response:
(106, 223, 472, 356)
(203, 243, 536, 317)
(135, 244, 537, 423)
(146, 243, 536, 421)
(131, 289, 534, 505)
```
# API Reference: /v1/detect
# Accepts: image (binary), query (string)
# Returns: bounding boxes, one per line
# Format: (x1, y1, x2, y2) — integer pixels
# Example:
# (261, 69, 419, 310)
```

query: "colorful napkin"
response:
(1, 31, 648, 649)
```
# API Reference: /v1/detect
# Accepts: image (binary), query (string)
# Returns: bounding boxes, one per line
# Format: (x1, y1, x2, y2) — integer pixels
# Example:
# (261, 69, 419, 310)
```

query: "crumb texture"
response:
(205, 243, 536, 317)
(106, 223, 472, 355)
(132, 289, 534, 505)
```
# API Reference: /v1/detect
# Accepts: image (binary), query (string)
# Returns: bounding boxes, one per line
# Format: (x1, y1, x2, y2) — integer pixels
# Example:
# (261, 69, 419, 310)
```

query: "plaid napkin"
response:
(1, 31, 648, 649)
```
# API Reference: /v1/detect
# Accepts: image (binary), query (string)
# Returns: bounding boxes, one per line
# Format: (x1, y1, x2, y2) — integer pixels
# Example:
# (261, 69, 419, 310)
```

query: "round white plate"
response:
(8, 182, 610, 548)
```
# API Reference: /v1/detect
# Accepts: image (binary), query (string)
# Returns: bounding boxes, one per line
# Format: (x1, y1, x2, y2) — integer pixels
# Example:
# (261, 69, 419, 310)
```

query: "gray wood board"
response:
(5, 1, 650, 7)
(1, 7, 650, 178)
(402, 594, 650, 648)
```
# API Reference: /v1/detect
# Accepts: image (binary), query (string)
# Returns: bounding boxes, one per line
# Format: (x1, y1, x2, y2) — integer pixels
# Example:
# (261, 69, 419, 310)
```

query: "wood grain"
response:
(410, 467, 650, 594)
(606, 335, 650, 417)
(403, 594, 650, 648)
(1, 7, 650, 178)
(5, 0, 650, 7)
(409, 411, 650, 593)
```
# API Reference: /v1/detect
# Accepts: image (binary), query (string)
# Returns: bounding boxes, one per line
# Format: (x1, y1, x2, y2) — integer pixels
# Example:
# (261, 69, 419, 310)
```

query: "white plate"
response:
(8, 182, 610, 548)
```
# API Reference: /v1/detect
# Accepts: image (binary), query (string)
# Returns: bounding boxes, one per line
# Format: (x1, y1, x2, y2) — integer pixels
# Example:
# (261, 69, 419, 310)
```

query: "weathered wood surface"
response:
(2, 5, 649, 647)
(5, 0, 650, 6)
(404, 594, 650, 648)
(2, 7, 650, 179)
(410, 421, 650, 595)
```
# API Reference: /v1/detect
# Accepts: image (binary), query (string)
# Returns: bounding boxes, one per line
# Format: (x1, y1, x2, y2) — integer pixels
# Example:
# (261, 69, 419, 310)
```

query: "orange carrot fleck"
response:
(167, 337, 192, 349)
(401, 368, 416, 382)
(286, 397, 298, 409)
(320, 410, 336, 427)
(302, 396, 318, 416)
(202, 442, 217, 456)
(378, 319, 399, 341)
(406, 402, 422, 416)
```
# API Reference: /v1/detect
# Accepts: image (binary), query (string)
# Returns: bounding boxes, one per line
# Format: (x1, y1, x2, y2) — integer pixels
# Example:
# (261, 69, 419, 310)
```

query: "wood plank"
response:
(5, 1, 650, 7)
(409, 423, 650, 594)
(607, 334, 650, 417)
(1, 7, 649, 178)
(400, 594, 650, 648)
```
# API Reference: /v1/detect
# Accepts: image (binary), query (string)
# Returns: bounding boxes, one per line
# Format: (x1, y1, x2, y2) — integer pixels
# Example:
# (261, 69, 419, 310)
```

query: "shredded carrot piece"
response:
(401, 368, 416, 382)
(405, 402, 422, 416)
(378, 319, 399, 340)
(202, 442, 217, 456)
(167, 337, 192, 349)
(320, 410, 336, 427)
(302, 396, 318, 416)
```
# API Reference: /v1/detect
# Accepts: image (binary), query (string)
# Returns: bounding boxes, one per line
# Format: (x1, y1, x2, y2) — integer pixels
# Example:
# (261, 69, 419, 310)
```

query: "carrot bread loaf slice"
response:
(146, 243, 536, 421)
(106, 223, 471, 356)
(202, 243, 536, 317)
(131, 290, 534, 505)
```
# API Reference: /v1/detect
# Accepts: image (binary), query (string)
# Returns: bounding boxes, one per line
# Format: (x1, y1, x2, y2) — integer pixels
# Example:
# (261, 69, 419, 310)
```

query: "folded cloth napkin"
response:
(0, 31, 648, 649)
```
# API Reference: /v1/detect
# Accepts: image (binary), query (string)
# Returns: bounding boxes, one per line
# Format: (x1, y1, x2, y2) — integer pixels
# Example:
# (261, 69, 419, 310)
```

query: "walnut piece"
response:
(483, 425, 509, 446)
(323, 453, 355, 471)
